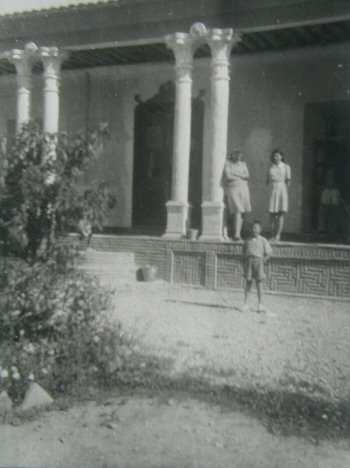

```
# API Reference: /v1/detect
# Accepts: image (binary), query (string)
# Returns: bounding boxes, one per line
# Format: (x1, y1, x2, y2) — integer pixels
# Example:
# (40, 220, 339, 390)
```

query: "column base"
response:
(199, 201, 226, 241)
(162, 201, 192, 239)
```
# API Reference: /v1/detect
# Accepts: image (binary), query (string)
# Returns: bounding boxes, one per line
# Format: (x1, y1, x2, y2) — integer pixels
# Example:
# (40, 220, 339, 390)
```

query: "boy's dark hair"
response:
(271, 148, 284, 162)
(252, 220, 261, 227)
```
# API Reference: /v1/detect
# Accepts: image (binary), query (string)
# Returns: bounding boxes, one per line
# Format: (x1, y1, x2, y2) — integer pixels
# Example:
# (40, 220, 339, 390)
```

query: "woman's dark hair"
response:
(229, 150, 243, 161)
(271, 148, 284, 163)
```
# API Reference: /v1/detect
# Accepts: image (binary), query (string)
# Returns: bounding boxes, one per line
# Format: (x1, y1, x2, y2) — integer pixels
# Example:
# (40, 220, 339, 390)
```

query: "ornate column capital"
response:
(206, 28, 241, 75)
(39, 46, 68, 76)
(165, 33, 195, 76)
(6, 42, 39, 77)
(165, 23, 208, 69)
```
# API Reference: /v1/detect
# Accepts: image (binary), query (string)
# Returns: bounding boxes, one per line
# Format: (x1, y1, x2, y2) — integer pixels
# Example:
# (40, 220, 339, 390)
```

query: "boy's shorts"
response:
(244, 257, 266, 281)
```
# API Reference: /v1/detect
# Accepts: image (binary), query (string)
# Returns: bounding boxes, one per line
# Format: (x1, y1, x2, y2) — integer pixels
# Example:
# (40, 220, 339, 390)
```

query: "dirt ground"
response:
(1, 282, 350, 467)
(1, 390, 350, 468)
(112, 282, 350, 400)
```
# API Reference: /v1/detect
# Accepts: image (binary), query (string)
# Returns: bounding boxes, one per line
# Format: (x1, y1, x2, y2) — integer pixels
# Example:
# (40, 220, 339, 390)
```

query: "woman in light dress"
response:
(224, 150, 251, 240)
(266, 149, 291, 241)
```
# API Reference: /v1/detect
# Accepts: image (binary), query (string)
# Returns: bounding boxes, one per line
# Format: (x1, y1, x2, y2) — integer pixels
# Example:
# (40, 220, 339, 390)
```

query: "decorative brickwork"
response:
(267, 259, 299, 293)
(216, 254, 244, 289)
(69, 235, 350, 298)
(328, 264, 350, 297)
(172, 251, 206, 286)
(265, 259, 350, 296)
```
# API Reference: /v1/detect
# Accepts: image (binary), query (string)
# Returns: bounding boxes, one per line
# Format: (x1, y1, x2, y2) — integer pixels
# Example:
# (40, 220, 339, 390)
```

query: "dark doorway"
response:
(132, 81, 204, 231)
(303, 100, 350, 234)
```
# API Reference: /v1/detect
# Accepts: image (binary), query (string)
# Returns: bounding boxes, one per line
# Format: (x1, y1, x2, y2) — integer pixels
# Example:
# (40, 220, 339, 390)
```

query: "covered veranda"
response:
(1, 3, 350, 241)
(1, 1, 350, 297)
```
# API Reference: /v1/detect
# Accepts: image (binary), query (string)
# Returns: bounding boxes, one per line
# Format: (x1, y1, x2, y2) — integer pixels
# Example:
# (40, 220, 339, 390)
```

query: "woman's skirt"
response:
(226, 181, 251, 214)
(269, 182, 288, 213)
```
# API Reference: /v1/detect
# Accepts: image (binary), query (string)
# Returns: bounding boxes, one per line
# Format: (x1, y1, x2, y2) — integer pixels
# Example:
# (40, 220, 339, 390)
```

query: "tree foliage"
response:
(0, 122, 115, 262)
(0, 123, 129, 404)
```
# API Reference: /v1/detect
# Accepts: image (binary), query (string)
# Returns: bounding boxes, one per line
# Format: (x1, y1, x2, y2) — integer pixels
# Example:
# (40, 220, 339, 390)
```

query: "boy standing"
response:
(242, 220, 272, 313)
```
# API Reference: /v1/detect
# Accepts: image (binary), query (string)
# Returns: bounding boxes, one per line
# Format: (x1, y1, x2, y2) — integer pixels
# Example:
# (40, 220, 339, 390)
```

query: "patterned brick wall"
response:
(69, 235, 350, 298)
(216, 254, 244, 289)
(172, 251, 206, 286)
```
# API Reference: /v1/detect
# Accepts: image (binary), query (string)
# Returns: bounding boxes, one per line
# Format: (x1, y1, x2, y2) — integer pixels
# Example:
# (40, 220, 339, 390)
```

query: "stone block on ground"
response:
(0, 391, 13, 415)
(20, 382, 54, 411)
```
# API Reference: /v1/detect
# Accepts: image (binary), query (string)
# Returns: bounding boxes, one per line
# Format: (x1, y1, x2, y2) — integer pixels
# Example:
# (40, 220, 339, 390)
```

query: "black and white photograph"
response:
(0, 0, 349, 466)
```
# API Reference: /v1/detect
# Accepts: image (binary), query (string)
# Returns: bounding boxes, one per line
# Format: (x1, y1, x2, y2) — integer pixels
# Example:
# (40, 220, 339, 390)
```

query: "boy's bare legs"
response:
(243, 280, 252, 311)
(256, 280, 266, 312)
(275, 213, 284, 241)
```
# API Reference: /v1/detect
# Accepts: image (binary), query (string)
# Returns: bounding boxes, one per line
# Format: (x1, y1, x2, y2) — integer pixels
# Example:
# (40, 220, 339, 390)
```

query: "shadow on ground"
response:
(2, 346, 348, 447)
(114, 358, 350, 444)
(166, 299, 233, 310)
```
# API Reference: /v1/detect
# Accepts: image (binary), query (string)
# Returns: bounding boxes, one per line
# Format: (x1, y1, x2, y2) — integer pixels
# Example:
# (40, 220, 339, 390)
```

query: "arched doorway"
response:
(132, 81, 204, 232)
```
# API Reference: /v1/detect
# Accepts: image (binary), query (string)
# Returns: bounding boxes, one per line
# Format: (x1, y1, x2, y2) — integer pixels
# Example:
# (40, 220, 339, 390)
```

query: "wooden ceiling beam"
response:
(101, 49, 131, 64)
(101, 48, 132, 64)
(83, 49, 114, 66)
(293, 27, 317, 43)
(332, 21, 350, 38)
(253, 32, 275, 49)
(318, 24, 341, 42)
(241, 34, 262, 51)
(69, 53, 95, 66)
(280, 28, 304, 47)
(256, 32, 279, 49)
(148, 44, 173, 59)
(234, 41, 251, 53)
(269, 30, 289, 48)
(308, 25, 325, 40)
(245, 33, 266, 50)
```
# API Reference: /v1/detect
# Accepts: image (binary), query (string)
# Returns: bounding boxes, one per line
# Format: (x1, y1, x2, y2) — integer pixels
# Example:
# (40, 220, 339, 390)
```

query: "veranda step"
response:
(79, 249, 137, 283)
(83, 250, 135, 264)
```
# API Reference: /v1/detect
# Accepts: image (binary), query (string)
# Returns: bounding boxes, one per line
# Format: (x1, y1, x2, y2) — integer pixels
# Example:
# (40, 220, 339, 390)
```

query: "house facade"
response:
(0, 0, 349, 240)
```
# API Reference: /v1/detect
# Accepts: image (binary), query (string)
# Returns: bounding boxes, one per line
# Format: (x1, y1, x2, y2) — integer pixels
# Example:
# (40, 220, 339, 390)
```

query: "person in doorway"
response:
(242, 220, 272, 313)
(318, 165, 340, 239)
(266, 149, 291, 241)
(223, 150, 251, 240)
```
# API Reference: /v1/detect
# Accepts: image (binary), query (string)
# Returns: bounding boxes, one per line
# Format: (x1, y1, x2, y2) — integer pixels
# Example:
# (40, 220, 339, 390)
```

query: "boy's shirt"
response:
(244, 235, 272, 258)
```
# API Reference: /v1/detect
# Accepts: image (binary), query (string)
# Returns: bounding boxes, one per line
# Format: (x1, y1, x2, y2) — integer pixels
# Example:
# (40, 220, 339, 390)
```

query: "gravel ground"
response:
(1, 282, 350, 467)
(111, 282, 350, 401)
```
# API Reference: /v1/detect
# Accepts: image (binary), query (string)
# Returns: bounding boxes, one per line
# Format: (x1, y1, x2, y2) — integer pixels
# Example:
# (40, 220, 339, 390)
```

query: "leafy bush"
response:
(0, 257, 132, 403)
(0, 122, 115, 262)
(0, 122, 132, 406)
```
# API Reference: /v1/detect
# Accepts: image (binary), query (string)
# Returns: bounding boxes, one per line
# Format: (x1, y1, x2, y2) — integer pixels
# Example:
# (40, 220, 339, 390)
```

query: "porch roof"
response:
(0, 0, 349, 75)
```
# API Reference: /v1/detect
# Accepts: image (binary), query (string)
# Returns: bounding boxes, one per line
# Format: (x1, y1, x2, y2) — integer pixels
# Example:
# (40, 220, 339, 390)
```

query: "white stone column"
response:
(163, 23, 206, 239)
(40, 47, 68, 134)
(200, 29, 241, 241)
(6, 43, 38, 132)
